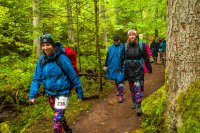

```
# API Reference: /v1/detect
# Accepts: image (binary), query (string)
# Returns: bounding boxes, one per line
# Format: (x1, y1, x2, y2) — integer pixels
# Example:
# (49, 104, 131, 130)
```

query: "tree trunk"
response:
(166, 0, 200, 132)
(33, 0, 41, 57)
(67, 0, 74, 43)
(100, 0, 107, 45)
(94, 0, 103, 91)
(75, 0, 82, 72)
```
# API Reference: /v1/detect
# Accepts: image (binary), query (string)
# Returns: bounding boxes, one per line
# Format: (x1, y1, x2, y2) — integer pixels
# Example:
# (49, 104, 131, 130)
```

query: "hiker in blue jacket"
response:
(29, 34, 83, 133)
(161, 39, 166, 65)
(120, 29, 152, 116)
(103, 35, 124, 103)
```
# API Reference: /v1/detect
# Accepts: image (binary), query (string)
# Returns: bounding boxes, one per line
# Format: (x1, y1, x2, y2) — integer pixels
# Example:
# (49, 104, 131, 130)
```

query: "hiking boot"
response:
(136, 107, 142, 116)
(118, 97, 123, 103)
(64, 127, 72, 133)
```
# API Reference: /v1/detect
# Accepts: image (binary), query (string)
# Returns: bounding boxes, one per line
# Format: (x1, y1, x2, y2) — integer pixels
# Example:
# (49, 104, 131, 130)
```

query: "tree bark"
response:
(67, 0, 74, 43)
(166, 0, 200, 132)
(33, 0, 41, 57)
(100, 0, 107, 44)
(94, 0, 103, 91)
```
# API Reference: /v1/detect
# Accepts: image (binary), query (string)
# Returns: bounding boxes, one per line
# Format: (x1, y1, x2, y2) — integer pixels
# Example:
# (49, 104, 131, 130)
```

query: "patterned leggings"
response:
(48, 95, 69, 133)
(128, 80, 144, 106)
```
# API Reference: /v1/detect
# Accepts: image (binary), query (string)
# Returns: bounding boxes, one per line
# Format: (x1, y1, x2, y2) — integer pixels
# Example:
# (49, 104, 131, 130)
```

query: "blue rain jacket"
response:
(106, 43, 124, 81)
(29, 44, 83, 99)
(161, 40, 166, 52)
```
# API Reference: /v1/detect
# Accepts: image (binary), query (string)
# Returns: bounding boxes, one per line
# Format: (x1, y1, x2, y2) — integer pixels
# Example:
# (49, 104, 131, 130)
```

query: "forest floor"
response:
(71, 62, 165, 133)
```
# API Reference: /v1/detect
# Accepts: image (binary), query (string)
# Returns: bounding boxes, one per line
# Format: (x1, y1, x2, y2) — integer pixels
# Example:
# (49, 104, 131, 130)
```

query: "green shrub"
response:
(141, 85, 166, 132)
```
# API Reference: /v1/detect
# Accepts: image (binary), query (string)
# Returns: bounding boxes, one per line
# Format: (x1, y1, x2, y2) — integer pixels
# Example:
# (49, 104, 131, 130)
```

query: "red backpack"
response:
(63, 47, 79, 74)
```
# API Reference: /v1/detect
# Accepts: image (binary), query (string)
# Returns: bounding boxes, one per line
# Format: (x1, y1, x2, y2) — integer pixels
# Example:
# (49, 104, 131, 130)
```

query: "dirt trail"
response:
(71, 63, 165, 133)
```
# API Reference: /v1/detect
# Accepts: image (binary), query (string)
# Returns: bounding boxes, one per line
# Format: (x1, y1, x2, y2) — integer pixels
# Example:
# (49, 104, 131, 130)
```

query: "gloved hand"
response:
(103, 66, 108, 71)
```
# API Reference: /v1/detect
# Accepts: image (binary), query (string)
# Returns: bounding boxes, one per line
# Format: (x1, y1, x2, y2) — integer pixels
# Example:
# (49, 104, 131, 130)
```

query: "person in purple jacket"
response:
(29, 34, 84, 133)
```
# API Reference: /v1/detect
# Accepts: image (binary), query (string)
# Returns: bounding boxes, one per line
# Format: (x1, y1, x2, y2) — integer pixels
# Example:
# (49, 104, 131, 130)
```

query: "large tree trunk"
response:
(33, 0, 41, 57)
(166, 0, 200, 132)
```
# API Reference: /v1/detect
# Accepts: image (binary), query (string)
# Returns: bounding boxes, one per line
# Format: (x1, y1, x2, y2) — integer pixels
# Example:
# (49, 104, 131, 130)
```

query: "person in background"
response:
(120, 30, 152, 116)
(150, 39, 159, 63)
(161, 38, 167, 65)
(104, 35, 124, 103)
(157, 38, 163, 62)
(29, 34, 84, 133)
(139, 34, 152, 73)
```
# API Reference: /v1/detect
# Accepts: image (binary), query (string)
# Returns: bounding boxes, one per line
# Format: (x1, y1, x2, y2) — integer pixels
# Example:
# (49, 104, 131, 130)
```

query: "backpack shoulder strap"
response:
(139, 42, 144, 52)
(124, 43, 128, 59)
(40, 55, 46, 68)
(55, 54, 68, 76)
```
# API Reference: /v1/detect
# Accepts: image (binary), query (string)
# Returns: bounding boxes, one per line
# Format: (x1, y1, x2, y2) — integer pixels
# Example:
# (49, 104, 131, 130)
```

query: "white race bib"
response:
(55, 96, 69, 109)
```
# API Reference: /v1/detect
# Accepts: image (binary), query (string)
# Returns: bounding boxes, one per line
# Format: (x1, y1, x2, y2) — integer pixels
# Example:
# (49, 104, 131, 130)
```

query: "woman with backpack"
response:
(120, 29, 152, 116)
(29, 34, 84, 133)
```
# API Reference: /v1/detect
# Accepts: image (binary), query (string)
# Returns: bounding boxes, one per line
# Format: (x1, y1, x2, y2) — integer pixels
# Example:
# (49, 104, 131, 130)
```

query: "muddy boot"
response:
(136, 104, 142, 116)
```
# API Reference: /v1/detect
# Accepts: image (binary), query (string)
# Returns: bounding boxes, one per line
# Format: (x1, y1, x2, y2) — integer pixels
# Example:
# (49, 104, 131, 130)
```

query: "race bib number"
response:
(55, 96, 69, 109)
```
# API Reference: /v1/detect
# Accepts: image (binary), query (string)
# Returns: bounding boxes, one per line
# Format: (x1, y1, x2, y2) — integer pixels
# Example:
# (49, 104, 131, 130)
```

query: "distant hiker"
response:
(104, 35, 124, 103)
(150, 39, 159, 63)
(120, 29, 152, 116)
(139, 34, 152, 73)
(161, 38, 167, 65)
(29, 33, 84, 133)
(158, 38, 163, 61)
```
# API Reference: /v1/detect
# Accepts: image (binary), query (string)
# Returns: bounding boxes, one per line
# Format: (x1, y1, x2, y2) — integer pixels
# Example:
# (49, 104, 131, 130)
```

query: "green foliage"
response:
(112, 0, 167, 41)
(141, 85, 166, 132)
(0, 122, 11, 133)
(177, 80, 200, 133)
(10, 97, 52, 132)
(0, 0, 33, 57)
(0, 54, 37, 106)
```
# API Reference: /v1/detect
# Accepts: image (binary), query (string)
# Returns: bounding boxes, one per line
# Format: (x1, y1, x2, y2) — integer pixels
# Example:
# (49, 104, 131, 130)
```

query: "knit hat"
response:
(40, 34, 55, 47)
(127, 29, 137, 36)
(113, 35, 120, 40)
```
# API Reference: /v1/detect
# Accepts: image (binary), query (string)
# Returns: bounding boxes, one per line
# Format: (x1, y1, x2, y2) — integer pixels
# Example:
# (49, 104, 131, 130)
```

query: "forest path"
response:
(71, 63, 165, 133)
